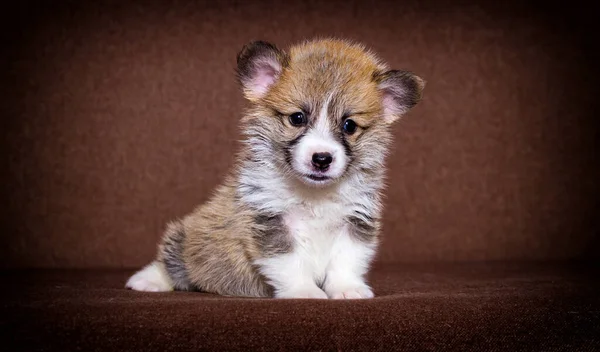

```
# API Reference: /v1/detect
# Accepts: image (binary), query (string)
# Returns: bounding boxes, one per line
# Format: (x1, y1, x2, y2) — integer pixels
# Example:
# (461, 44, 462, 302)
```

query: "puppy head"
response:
(237, 39, 425, 187)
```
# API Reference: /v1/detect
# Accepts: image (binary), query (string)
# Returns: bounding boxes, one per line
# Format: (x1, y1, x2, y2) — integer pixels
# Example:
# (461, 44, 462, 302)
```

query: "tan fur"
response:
(132, 38, 425, 298)
(263, 39, 387, 129)
(157, 175, 273, 297)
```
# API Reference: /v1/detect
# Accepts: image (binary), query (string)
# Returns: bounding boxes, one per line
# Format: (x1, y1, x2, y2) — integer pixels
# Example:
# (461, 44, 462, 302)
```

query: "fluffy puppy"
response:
(126, 38, 425, 299)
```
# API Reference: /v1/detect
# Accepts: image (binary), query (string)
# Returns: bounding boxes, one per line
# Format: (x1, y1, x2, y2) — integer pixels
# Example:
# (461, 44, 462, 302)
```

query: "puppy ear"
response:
(374, 70, 425, 123)
(236, 41, 288, 101)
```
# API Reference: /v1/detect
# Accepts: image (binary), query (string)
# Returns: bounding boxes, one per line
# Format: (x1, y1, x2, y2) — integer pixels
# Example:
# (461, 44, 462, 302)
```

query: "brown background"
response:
(1, 0, 598, 268)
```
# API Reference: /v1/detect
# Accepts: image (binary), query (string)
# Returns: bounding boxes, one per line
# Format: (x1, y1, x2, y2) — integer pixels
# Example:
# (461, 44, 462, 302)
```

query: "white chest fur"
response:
(245, 171, 378, 298)
(282, 200, 348, 280)
(255, 197, 376, 299)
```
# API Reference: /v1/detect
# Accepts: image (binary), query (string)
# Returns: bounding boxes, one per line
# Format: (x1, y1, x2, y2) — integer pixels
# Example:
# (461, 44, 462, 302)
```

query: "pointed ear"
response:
(374, 70, 425, 123)
(236, 41, 288, 102)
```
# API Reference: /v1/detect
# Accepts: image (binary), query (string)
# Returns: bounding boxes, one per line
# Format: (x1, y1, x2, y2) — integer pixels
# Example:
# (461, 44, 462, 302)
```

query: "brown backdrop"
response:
(1, 0, 598, 268)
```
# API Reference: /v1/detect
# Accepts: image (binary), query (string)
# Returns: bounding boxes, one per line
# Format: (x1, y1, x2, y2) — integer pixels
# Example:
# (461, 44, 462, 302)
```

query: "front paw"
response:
(275, 284, 329, 299)
(325, 282, 374, 299)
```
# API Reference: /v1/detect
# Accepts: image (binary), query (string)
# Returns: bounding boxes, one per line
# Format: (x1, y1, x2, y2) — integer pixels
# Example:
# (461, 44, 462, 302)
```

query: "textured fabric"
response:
(1, 0, 598, 268)
(3, 263, 599, 351)
(2, 2, 597, 350)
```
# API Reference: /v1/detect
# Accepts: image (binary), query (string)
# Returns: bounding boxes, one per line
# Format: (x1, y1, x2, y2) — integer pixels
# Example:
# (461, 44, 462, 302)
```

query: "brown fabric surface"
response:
(2, 262, 599, 351)
(2, 3, 597, 349)
(1, 0, 599, 267)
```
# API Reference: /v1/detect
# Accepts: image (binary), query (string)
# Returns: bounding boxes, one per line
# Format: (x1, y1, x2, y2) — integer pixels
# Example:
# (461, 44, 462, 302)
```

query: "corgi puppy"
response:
(126, 38, 425, 299)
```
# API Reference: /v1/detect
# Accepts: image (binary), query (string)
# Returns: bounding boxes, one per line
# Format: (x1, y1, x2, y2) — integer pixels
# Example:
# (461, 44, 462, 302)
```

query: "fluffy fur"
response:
(125, 38, 425, 299)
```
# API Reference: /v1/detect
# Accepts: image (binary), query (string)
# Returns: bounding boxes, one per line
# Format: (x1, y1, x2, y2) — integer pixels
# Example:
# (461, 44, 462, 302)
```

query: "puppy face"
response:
(237, 39, 424, 187)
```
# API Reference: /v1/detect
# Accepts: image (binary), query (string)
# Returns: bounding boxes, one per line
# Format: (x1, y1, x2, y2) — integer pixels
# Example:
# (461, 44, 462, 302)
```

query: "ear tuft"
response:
(236, 41, 288, 101)
(374, 70, 425, 123)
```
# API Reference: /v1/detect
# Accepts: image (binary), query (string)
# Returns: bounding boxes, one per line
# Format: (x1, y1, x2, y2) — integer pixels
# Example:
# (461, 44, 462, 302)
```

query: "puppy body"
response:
(126, 39, 424, 299)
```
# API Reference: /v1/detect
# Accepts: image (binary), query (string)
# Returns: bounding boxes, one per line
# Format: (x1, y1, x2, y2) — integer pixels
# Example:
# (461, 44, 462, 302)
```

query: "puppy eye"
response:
(342, 119, 358, 135)
(289, 112, 307, 126)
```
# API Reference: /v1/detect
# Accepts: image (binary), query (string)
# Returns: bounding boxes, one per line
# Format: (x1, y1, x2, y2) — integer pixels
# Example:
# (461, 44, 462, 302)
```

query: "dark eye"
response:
(342, 119, 358, 135)
(288, 112, 307, 126)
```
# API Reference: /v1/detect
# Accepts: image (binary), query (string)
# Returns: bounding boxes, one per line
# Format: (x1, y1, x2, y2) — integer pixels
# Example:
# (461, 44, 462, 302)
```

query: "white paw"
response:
(326, 283, 374, 299)
(276, 285, 329, 299)
(125, 262, 173, 292)
(126, 278, 168, 292)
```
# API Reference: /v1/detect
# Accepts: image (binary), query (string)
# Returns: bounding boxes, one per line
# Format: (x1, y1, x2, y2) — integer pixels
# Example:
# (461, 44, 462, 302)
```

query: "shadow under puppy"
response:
(127, 38, 425, 299)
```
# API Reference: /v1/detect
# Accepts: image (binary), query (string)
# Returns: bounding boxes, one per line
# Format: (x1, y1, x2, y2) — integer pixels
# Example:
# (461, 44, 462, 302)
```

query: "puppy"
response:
(126, 38, 425, 299)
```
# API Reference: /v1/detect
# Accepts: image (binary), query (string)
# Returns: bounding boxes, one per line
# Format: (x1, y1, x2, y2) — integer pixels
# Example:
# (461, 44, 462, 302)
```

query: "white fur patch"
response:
(255, 195, 376, 299)
(323, 227, 375, 299)
(291, 92, 348, 182)
(239, 167, 292, 213)
(126, 261, 174, 292)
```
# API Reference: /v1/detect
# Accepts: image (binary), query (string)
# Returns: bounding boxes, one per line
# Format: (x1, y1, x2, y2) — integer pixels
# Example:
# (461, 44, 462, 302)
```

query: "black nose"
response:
(312, 152, 333, 170)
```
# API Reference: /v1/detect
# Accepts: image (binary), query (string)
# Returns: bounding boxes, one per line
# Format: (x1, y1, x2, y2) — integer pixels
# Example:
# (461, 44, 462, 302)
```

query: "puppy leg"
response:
(256, 253, 328, 299)
(323, 231, 376, 299)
